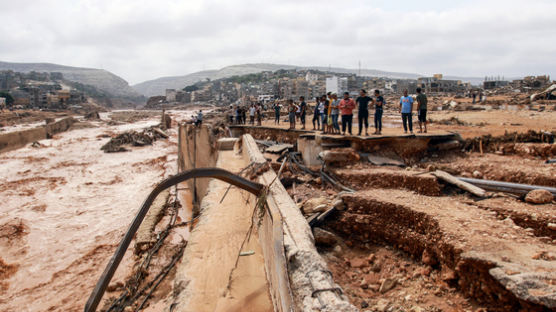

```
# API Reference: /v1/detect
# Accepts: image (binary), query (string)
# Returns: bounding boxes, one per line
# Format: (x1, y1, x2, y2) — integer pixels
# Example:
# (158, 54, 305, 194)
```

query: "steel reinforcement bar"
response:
(84, 168, 264, 312)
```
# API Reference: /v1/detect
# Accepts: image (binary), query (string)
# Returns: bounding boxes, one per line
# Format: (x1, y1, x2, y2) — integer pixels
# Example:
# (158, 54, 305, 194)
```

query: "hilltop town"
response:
(147, 68, 554, 109)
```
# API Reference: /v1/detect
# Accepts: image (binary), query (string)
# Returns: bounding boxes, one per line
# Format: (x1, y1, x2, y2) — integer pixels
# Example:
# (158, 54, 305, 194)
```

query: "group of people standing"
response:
(231, 104, 263, 126)
(400, 87, 429, 133)
(310, 89, 385, 136)
(284, 87, 428, 135)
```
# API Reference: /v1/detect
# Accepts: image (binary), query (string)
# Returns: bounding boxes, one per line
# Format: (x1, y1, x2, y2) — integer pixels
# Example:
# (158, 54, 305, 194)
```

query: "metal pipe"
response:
(458, 177, 556, 196)
(84, 168, 264, 312)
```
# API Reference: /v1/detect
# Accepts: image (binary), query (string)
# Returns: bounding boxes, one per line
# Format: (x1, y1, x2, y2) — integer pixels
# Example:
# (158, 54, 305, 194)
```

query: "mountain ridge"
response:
(132, 63, 487, 97)
(0, 61, 142, 99)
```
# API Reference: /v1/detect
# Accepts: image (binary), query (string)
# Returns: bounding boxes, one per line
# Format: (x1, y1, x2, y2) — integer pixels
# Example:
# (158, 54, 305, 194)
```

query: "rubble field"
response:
(280, 157, 555, 311)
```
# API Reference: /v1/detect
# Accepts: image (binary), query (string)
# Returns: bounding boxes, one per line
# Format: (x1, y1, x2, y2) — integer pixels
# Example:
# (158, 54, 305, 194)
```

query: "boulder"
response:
(332, 199, 345, 211)
(349, 257, 368, 269)
(302, 197, 329, 215)
(421, 249, 438, 266)
(312, 227, 338, 246)
(84, 111, 100, 120)
(320, 148, 360, 166)
(525, 189, 554, 204)
(379, 278, 397, 293)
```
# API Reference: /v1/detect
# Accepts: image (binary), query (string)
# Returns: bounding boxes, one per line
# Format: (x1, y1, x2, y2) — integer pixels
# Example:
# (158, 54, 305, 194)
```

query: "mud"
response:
(333, 167, 442, 196)
(0, 110, 192, 312)
(463, 130, 555, 153)
(321, 245, 485, 312)
(326, 190, 556, 311)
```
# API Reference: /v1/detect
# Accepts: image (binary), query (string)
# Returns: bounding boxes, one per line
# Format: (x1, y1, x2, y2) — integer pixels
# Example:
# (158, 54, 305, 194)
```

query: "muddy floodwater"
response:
(0, 111, 192, 312)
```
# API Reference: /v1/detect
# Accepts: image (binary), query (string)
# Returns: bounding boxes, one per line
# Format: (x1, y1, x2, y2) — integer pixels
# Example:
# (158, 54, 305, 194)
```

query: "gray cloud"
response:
(1, 0, 555, 84)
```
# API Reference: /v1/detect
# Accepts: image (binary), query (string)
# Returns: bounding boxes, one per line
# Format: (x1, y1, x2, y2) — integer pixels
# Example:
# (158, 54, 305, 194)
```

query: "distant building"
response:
(10, 89, 30, 107)
(510, 75, 551, 90)
(326, 76, 348, 95)
(395, 80, 418, 94)
(257, 94, 274, 103)
(176, 91, 191, 103)
(165, 89, 177, 102)
(418, 75, 467, 93)
(483, 80, 509, 90)
(305, 72, 319, 82)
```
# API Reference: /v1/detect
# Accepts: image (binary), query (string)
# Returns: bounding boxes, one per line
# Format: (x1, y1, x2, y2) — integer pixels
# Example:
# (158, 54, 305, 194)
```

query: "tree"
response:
(0, 91, 14, 107)
(183, 85, 199, 92)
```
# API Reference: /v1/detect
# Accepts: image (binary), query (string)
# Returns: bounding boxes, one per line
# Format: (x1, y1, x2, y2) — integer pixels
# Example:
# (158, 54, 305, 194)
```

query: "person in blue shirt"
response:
(399, 90, 414, 134)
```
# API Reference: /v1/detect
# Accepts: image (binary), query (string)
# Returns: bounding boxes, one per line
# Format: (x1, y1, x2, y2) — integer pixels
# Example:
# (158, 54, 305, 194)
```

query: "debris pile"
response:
(431, 116, 467, 125)
(84, 111, 100, 120)
(101, 126, 168, 153)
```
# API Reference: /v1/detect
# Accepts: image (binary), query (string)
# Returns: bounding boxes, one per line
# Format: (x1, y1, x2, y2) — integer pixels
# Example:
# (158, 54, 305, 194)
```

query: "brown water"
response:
(0, 111, 192, 312)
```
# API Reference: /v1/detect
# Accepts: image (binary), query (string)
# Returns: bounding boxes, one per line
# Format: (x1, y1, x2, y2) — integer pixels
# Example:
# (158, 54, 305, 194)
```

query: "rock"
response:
(106, 281, 124, 292)
(321, 148, 360, 166)
(379, 278, 397, 293)
(472, 170, 483, 178)
(333, 245, 342, 254)
(313, 227, 338, 246)
(375, 299, 390, 312)
(84, 111, 100, 120)
(302, 197, 329, 215)
(361, 301, 369, 308)
(525, 189, 554, 204)
(420, 266, 432, 277)
(349, 257, 368, 269)
(441, 267, 457, 282)
(364, 272, 380, 285)
(502, 217, 515, 227)
(371, 261, 382, 272)
(548, 223, 556, 231)
(421, 249, 438, 266)
(332, 199, 345, 211)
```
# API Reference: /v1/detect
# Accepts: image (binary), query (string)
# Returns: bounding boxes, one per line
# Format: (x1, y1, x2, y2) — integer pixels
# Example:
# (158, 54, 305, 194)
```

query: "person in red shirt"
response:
(338, 92, 356, 135)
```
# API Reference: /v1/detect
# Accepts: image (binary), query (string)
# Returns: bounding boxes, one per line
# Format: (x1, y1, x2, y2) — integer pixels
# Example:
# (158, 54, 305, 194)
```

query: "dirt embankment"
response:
(423, 153, 556, 187)
(327, 190, 556, 311)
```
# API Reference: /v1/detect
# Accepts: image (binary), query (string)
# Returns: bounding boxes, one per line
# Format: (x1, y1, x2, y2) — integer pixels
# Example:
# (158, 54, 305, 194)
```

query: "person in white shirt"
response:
(249, 104, 256, 125)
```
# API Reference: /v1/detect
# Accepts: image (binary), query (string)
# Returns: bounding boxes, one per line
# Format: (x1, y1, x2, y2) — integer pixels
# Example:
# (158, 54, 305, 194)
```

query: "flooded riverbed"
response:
(0, 111, 193, 312)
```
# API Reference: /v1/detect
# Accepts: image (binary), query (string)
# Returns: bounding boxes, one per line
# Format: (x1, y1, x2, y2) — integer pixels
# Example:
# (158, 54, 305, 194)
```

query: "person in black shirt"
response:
(299, 96, 307, 130)
(355, 89, 372, 136)
(374, 90, 384, 135)
(312, 96, 321, 130)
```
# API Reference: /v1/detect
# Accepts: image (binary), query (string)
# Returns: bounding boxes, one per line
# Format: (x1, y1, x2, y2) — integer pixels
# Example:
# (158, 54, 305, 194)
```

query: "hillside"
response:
(132, 63, 485, 97)
(0, 61, 141, 99)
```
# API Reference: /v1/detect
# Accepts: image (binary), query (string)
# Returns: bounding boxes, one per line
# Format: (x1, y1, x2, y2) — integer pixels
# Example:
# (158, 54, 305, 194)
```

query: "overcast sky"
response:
(1, 0, 555, 84)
